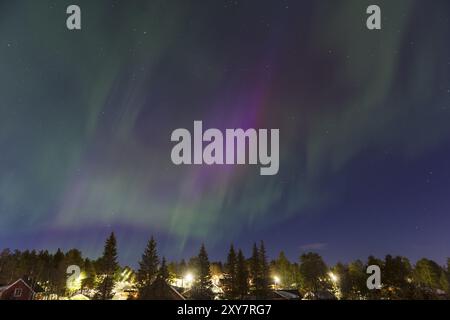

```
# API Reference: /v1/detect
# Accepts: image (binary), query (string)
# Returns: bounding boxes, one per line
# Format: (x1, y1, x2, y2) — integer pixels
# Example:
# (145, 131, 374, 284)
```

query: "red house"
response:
(0, 278, 43, 300)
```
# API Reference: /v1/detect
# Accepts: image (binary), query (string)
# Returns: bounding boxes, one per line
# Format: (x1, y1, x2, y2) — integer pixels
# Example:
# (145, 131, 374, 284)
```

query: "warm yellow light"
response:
(273, 276, 280, 285)
(329, 272, 338, 283)
(67, 272, 86, 292)
(120, 269, 132, 281)
(185, 273, 194, 283)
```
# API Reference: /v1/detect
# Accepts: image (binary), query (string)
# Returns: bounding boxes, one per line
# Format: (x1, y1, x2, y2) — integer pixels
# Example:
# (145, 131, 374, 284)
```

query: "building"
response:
(138, 277, 186, 300)
(0, 278, 44, 300)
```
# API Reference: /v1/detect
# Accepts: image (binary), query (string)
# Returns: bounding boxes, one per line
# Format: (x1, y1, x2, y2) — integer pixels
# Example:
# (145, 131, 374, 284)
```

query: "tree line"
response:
(1, 233, 449, 300)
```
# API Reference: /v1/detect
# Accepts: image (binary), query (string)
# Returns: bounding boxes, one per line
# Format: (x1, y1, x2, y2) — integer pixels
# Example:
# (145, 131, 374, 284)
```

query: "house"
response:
(0, 278, 44, 300)
(302, 290, 337, 300)
(138, 277, 186, 300)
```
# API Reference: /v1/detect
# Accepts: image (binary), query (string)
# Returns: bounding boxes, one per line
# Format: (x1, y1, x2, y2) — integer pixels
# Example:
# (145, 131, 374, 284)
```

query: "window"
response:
(13, 288, 23, 297)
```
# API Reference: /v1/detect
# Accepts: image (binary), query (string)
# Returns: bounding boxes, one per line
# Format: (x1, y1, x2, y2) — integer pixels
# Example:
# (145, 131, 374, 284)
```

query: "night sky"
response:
(1, 0, 450, 266)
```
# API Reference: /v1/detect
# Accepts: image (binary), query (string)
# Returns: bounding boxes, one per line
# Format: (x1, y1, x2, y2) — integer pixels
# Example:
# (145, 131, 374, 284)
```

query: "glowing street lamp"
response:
(273, 275, 281, 289)
(328, 272, 338, 283)
(185, 273, 194, 283)
(183, 273, 194, 288)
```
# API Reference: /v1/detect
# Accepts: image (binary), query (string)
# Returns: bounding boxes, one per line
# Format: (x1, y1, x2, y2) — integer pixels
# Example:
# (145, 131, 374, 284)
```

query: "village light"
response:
(67, 272, 86, 292)
(180, 273, 195, 289)
(273, 275, 281, 290)
(120, 269, 132, 281)
(329, 272, 338, 283)
(185, 273, 194, 283)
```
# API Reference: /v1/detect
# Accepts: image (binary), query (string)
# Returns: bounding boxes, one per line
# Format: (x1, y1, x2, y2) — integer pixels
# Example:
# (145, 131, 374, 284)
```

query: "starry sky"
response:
(1, 0, 450, 266)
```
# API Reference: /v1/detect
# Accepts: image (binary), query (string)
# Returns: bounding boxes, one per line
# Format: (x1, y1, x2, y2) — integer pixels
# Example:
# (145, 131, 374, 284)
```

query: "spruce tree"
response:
(137, 236, 159, 299)
(198, 244, 212, 290)
(95, 232, 119, 300)
(259, 241, 270, 298)
(249, 242, 270, 298)
(191, 244, 213, 299)
(137, 236, 159, 286)
(249, 243, 260, 295)
(51, 248, 66, 298)
(225, 244, 237, 299)
(236, 249, 249, 299)
(159, 257, 169, 281)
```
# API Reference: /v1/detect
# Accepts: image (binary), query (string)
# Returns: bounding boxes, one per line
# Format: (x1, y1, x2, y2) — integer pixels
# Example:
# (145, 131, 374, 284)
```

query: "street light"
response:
(273, 275, 280, 290)
(183, 273, 194, 288)
(185, 273, 194, 282)
(328, 272, 338, 283)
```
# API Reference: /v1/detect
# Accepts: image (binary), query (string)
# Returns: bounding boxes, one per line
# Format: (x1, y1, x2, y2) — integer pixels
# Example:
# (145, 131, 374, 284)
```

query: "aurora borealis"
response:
(1, 0, 450, 265)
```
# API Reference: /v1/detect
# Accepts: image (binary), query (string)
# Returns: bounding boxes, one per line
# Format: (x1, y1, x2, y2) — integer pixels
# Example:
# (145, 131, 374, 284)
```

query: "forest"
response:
(1, 232, 449, 300)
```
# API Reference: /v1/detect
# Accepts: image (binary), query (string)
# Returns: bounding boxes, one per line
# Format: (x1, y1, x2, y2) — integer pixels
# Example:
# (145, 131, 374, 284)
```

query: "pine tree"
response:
(249, 243, 260, 295)
(137, 236, 159, 286)
(137, 236, 159, 299)
(159, 257, 169, 281)
(258, 241, 270, 298)
(95, 232, 119, 300)
(249, 242, 270, 298)
(51, 248, 66, 298)
(198, 244, 212, 290)
(236, 249, 249, 299)
(191, 244, 213, 299)
(225, 244, 237, 299)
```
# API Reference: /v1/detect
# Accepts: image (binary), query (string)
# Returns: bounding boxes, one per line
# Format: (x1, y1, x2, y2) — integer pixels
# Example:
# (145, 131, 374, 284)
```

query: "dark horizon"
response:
(2, 224, 449, 269)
